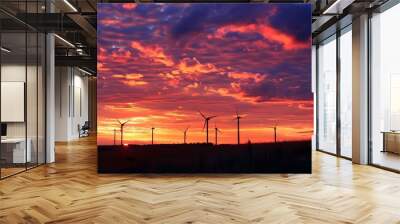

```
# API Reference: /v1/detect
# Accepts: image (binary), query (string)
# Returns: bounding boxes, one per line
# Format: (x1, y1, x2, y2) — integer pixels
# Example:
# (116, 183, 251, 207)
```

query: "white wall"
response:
(54, 67, 89, 141)
(55, 66, 70, 141)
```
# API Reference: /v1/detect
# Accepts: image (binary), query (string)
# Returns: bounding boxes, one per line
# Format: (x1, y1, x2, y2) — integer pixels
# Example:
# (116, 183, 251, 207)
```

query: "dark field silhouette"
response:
(98, 141, 311, 173)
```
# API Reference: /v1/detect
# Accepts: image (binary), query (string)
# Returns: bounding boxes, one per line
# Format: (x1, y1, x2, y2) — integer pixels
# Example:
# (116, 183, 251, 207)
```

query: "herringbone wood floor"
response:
(1, 137, 400, 224)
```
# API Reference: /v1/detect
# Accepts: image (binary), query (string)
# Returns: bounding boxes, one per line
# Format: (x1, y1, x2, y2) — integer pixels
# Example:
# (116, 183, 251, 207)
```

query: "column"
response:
(352, 14, 369, 164)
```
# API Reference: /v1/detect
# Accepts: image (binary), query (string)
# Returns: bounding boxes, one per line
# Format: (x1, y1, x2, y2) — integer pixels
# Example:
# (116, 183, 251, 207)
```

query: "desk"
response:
(382, 131, 400, 154)
(1, 138, 31, 163)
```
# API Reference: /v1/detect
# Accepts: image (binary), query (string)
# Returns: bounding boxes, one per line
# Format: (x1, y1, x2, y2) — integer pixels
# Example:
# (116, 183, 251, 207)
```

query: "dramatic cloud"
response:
(211, 24, 309, 50)
(122, 3, 137, 10)
(228, 72, 265, 83)
(131, 41, 175, 67)
(112, 73, 148, 86)
(97, 3, 313, 145)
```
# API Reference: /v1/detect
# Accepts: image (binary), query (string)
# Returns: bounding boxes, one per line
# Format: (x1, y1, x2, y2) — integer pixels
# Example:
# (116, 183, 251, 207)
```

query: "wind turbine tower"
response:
(183, 126, 189, 144)
(199, 111, 217, 144)
(151, 127, 155, 145)
(214, 123, 221, 145)
(113, 128, 116, 145)
(117, 120, 129, 145)
(234, 111, 243, 145)
(270, 122, 278, 143)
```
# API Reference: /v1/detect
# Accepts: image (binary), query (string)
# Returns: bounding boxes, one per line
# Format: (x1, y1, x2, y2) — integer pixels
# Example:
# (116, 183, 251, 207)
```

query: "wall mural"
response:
(97, 3, 313, 173)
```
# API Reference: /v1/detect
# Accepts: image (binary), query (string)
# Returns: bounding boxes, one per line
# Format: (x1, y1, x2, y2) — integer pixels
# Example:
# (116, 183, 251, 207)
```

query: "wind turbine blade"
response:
(184, 126, 190, 132)
(119, 120, 129, 125)
(202, 121, 206, 130)
(198, 111, 206, 119)
(209, 115, 217, 119)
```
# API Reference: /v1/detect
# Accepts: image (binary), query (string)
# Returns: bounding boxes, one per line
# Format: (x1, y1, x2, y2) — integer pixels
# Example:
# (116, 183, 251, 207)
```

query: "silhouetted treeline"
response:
(98, 141, 311, 173)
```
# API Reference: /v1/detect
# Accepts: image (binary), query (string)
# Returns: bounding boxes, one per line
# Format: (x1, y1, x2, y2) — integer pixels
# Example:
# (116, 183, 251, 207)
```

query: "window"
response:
(317, 35, 337, 154)
(339, 27, 352, 158)
(370, 3, 400, 171)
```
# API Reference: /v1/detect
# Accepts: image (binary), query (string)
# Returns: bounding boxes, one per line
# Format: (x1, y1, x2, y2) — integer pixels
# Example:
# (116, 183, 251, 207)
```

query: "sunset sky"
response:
(97, 3, 313, 145)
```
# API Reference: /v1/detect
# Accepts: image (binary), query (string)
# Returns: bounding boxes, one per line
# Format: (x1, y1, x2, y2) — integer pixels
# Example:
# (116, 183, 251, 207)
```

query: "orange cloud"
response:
(131, 41, 174, 66)
(121, 80, 148, 86)
(112, 73, 148, 86)
(184, 82, 200, 93)
(206, 87, 261, 104)
(186, 82, 199, 89)
(98, 47, 107, 61)
(122, 3, 137, 10)
(212, 24, 309, 50)
(112, 73, 143, 80)
(167, 79, 180, 88)
(228, 72, 265, 83)
(97, 62, 110, 72)
(111, 49, 132, 64)
(158, 58, 220, 88)
(177, 57, 219, 75)
(230, 82, 241, 91)
(101, 18, 119, 26)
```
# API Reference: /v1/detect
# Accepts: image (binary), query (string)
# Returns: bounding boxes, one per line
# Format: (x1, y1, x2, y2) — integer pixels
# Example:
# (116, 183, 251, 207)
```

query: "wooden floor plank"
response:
(0, 136, 400, 223)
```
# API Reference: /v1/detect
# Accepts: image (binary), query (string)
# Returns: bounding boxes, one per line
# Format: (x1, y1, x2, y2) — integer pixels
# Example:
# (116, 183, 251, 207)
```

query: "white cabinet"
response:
(1, 138, 32, 163)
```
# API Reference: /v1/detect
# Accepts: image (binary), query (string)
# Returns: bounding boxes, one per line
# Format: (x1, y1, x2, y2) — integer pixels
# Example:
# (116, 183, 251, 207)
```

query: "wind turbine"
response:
(117, 120, 129, 145)
(269, 122, 278, 143)
(199, 111, 217, 144)
(183, 126, 189, 144)
(113, 128, 116, 145)
(214, 123, 221, 145)
(151, 127, 155, 145)
(234, 111, 243, 145)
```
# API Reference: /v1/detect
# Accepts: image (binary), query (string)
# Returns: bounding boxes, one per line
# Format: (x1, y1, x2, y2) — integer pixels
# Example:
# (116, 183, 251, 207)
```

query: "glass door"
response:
(0, 1, 47, 179)
(1, 30, 28, 178)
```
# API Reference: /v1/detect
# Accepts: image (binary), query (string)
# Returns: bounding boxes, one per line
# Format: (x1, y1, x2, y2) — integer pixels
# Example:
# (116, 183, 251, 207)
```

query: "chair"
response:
(79, 121, 90, 138)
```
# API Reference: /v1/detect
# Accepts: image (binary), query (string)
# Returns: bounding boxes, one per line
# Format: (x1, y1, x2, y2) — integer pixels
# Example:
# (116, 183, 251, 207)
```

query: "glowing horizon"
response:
(97, 3, 313, 145)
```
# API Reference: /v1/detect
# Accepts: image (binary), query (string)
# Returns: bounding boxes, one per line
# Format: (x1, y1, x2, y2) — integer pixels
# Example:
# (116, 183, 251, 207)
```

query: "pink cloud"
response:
(122, 3, 137, 10)
(97, 62, 110, 72)
(211, 24, 309, 50)
(101, 18, 119, 26)
(131, 41, 174, 67)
